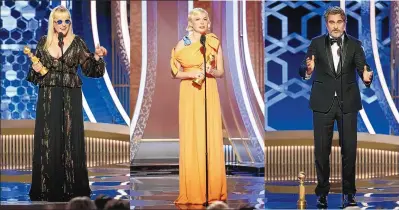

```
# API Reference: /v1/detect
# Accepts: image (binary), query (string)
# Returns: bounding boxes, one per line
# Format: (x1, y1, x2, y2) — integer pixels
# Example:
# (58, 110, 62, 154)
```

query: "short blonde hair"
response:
(186, 8, 211, 32)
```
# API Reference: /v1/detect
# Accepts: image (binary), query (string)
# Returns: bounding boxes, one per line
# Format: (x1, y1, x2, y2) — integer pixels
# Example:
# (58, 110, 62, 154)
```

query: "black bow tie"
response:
(330, 38, 338, 45)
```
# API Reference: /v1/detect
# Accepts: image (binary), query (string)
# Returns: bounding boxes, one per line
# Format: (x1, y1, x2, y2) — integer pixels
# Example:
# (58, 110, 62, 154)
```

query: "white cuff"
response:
(304, 71, 312, 80)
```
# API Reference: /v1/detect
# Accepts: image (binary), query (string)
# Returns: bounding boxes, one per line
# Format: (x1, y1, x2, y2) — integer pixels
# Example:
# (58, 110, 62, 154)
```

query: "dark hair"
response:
(238, 205, 256, 210)
(104, 199, 129, 210)
(94, 194, 113, 210)
(324, 6, 346, 22)
(66, 196, 96, 210)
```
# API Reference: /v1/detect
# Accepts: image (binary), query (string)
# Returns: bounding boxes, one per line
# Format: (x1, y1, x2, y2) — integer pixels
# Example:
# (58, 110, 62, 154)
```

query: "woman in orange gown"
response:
(170, 8, 228, 205)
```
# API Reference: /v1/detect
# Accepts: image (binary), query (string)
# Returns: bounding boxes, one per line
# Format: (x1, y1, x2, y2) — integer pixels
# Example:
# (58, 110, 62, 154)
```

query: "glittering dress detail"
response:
(27, 35, 105, 202)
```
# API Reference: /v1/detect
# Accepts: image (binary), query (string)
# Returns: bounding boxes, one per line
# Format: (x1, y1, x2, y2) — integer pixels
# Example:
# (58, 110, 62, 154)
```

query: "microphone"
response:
(200, 34, 206, 46)
(337, 37, 342, 47)
(199, 32, 209, 207)
(337, 37, 342, 56)
(58, 32, 64, 47)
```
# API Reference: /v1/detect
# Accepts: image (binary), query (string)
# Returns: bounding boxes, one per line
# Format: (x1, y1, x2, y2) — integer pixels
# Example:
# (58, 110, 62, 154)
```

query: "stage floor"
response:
(0, 166, 129, 209)
(263, 175, 399, 209)
(131, 175, 265, 209)
(1, 170, 398, 209)
(131, 174, 399, 209)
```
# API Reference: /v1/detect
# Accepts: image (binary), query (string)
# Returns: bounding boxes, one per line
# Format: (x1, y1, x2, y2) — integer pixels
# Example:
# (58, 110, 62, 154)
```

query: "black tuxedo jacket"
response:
(299, 33, 373, 113)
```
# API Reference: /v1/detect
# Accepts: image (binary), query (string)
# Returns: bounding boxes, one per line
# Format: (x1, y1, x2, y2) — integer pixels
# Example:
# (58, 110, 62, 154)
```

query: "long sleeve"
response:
(26, 36, 47, 85)
(77, 37, 105, 78)
(299, 39, 316, 80)
(354, 40, 373, 88)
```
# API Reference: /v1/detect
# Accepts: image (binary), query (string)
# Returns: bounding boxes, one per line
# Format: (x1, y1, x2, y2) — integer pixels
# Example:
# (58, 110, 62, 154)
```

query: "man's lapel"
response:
(324, 35, 337, 78)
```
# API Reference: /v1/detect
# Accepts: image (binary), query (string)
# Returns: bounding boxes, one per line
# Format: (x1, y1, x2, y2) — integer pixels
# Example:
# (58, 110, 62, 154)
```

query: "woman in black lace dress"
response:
(27, 5, 107, 202)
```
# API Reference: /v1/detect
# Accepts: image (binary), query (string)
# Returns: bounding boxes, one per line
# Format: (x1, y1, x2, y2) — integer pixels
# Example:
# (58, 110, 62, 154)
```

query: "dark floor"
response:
(0, 167, 129, 209)
(1, 169, 398, 209)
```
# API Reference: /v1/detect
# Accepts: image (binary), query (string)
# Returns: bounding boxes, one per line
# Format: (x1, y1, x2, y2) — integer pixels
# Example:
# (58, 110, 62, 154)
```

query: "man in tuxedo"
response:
(299, 6, 373, 208)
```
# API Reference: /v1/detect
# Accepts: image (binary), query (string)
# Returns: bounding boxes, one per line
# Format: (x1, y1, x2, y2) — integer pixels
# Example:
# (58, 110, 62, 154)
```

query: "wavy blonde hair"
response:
(186, 8, 211, 32)
(45, 5, 74, 49)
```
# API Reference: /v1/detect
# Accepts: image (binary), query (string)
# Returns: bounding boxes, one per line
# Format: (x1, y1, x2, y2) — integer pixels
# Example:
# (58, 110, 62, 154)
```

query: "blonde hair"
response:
(186, 8, 211, 32)
(207, 201, 230, 210)
(45, 5, 74, 49)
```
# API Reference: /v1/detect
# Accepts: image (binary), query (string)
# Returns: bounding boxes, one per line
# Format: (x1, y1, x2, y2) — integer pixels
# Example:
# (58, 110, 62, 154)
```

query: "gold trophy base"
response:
(297, 200, 306, 209)
(38, 66, 49, 76)
(193, 76, 204, 86)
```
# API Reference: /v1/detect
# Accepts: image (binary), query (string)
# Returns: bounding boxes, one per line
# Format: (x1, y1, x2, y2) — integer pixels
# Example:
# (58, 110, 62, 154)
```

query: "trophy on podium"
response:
(23, 46, 48, 76)
(193, 53, 216, 86)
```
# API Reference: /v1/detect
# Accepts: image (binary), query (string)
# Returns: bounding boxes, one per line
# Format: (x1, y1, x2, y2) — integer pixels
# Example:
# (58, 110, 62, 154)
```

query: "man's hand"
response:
(306, 55, 315, 75)
(363, 65, 373, 84)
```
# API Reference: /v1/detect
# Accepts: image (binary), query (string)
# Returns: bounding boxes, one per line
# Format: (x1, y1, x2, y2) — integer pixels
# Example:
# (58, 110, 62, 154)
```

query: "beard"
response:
(329, 30, 343, 38)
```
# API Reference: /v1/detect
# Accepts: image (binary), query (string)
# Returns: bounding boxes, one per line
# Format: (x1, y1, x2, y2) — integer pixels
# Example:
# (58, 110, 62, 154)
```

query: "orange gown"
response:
(170, 33, 228, 205)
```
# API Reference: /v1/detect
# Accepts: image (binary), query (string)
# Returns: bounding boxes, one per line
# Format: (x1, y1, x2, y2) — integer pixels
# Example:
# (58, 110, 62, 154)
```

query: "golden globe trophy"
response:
(297, 171, 307, 209)
(193, 53, 215, 86)
(23, 46, 48, 76)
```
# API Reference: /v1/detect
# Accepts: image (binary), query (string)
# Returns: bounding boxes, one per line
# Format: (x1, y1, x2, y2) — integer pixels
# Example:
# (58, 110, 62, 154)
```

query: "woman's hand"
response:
(188, 71, 204, 79)
(94, 44, 107, 60)
(32, 61, 43, 73)
(205, 65, 216, 76)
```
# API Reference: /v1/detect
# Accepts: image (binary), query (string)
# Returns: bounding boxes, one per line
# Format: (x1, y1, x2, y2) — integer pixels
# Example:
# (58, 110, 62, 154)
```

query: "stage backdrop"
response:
(129, 1, 265, 164)
(263, 0, 399, 135)
(0, 0, 130, 125)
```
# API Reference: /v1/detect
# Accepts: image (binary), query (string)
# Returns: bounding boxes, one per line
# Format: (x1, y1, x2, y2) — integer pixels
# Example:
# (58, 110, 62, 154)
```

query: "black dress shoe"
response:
(317, 195, 328, 209)
(343, 194, 358, 207)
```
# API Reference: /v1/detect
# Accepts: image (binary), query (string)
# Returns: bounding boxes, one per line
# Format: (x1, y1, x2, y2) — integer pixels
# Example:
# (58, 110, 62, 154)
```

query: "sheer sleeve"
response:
(26, 36, 46, 85)
(77, 36, 105, 78)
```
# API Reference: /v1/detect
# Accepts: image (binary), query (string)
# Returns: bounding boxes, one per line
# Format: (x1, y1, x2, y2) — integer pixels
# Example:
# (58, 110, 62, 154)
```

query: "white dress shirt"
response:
(331, 35, 344, 96)
(305, 35, 344, 96)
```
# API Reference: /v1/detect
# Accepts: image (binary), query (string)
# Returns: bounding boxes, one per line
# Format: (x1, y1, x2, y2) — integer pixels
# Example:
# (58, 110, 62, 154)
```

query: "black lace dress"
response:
(26, 35, 105, 202)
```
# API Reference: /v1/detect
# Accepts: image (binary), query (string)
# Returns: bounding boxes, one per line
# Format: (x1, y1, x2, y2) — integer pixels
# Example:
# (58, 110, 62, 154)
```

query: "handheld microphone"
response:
(58, 32, 64, 47)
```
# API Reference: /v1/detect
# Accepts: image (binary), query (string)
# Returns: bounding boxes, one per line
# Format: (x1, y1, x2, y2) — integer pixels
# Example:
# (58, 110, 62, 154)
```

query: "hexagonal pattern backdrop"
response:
(0, 1, 54, 120)
(263, 1, 397, 135)
(1, 1, 129, 124)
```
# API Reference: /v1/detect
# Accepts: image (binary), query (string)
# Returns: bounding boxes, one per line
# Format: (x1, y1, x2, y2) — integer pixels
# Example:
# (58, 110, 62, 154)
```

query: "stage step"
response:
(130, 163, 264, 177)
